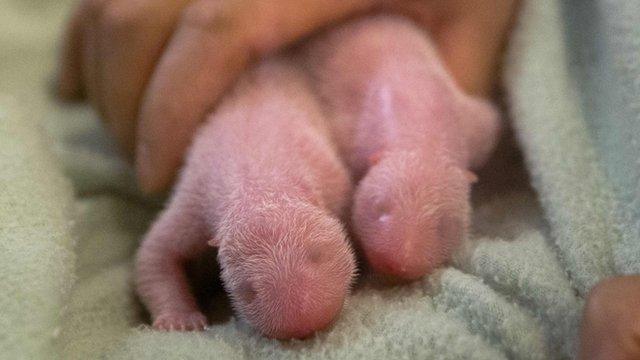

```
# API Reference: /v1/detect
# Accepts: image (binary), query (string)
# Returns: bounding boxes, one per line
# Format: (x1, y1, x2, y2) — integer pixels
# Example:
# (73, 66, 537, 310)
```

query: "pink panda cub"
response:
(135, 61, 356, 339)
(302, 16, 500, 280)
(135, 15, 499, 339)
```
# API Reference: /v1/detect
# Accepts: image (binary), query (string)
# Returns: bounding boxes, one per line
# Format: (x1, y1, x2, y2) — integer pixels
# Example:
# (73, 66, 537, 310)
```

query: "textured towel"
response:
(561, 0, 640, 276)
(0, 0, 636, 359)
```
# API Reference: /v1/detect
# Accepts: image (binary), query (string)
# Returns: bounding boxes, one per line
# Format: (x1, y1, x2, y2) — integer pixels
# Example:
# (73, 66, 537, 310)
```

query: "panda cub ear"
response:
(464, 170, 478, 184)
(449, 165, 478, 185)
(208, 238, 220, 247)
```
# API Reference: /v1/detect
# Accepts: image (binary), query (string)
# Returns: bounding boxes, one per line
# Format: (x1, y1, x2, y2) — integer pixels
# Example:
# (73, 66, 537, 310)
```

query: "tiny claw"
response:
(153, 311, 208, 332)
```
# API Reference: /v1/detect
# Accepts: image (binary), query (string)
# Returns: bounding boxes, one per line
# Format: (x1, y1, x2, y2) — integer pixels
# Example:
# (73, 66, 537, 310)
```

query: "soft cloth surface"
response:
(0, 0, 636, 359)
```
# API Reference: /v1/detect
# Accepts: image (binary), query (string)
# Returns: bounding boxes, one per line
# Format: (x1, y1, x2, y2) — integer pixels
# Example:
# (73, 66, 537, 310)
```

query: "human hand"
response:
(580, 276, 640, 360)
(56, 0, 518, 193)
(56, 0, 375, 193)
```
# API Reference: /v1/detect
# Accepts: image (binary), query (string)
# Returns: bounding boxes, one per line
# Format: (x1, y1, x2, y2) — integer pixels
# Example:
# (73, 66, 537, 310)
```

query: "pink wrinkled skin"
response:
(135, 15, 500, 339)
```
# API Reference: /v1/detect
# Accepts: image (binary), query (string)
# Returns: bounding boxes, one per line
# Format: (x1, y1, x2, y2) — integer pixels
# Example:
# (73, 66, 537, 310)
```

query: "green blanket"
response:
(1, 0, 635, 358)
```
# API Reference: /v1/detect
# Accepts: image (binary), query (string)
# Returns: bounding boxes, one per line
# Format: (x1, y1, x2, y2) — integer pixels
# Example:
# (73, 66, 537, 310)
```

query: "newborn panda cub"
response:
(135, 15, 500, 339)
